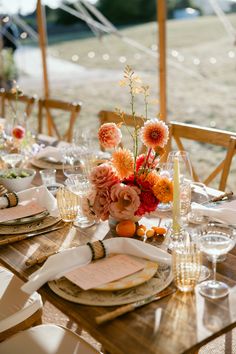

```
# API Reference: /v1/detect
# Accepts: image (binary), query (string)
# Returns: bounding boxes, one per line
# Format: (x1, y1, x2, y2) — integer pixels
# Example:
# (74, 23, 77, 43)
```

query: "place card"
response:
(0, 201, 46, 223)
(66, 254, 145, 291)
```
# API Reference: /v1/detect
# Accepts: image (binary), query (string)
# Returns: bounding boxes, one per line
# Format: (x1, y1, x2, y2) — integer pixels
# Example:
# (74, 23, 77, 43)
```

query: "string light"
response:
(119, 56, 127, 63)
(20, 32, 28, 39)
(209, 57, 217, 64)
(228, 51, 235, 58)
(210, 121, 216, 128)
(88, 51, 95, 58)
(72, 54, 79, 62)
(3, 16, 9, 23)
(171, 50, 179, 57)
(193, 58, 200, 65)
(102, 53, 110, 60)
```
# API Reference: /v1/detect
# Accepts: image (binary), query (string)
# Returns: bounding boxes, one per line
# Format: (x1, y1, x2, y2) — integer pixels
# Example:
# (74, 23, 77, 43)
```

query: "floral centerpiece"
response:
(83, 66, 173, 227)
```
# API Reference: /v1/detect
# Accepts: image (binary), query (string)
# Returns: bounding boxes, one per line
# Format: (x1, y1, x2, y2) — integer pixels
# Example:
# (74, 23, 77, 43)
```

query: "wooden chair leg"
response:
(225, 331, 232, 354)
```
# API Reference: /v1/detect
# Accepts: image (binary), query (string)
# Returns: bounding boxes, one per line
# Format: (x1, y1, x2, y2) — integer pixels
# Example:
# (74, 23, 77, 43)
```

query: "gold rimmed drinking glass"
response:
(56, 187, 78, 222)
(172, 243, 202, 292)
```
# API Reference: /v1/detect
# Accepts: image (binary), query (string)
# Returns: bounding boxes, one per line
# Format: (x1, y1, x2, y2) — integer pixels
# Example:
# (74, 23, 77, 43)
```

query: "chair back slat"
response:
(0, 90, 36, 120)
(38, 98, 82, 142)
(168, 121, 236, 191)
(99, 110, 146, 153)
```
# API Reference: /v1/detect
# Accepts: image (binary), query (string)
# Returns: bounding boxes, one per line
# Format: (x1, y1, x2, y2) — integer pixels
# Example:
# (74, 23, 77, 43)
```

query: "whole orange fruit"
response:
(116, 220, 136, 237)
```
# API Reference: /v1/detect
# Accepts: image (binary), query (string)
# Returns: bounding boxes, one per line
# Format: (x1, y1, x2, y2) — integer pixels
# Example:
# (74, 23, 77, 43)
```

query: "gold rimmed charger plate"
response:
(30, 157, 63, 170)
(48, 261, 172, 307)
(94, 257, 158, 291)
(0, 210, 49, 226)
(0, 215, 61, 235)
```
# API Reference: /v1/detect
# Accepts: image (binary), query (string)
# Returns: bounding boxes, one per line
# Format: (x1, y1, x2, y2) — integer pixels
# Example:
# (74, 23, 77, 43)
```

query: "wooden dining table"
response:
(0, 159, 236, 354)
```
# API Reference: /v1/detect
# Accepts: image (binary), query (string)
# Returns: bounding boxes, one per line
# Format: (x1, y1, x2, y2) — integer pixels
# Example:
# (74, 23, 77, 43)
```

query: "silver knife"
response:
(95, 287, 176, 325)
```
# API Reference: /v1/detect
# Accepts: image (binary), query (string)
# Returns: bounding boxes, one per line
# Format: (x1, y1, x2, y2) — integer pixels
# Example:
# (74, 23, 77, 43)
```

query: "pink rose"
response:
(82, 190, 99, 222)
(98, 123, 122, 149)
(93, 188, 112, 221)
(89, 163, 119, 189)
(109, 183, 140, 220)
(82, 188, 112, 221)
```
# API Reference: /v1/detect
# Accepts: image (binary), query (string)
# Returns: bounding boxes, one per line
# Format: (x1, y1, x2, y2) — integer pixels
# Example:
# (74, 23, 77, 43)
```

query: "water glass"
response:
(180, 180, 192, 217)
(65, 175, 95, 228)
(172, 243, 202, 292)
(56, 187, 78, 222)
(40, 169, 56, 186)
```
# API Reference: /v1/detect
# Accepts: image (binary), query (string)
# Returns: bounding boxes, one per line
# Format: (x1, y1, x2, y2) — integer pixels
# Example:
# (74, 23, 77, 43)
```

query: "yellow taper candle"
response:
(173, 156, 181, 233)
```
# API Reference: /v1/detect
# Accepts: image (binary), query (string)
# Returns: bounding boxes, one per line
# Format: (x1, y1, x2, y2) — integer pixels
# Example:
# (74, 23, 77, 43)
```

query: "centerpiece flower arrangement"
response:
(83, 66, 173, 227)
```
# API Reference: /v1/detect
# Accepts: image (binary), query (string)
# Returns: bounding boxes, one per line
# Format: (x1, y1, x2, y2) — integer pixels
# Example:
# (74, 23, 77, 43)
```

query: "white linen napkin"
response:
(191, 201, 236, 225)
(0, 186, 58, 217)
(21, 238, 171, 294)
(35, 146, 63, 162)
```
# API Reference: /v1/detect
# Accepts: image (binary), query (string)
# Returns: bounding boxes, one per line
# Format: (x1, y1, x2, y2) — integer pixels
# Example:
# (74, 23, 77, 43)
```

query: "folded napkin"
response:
(0, 186, 58, 217)
(35, 146, 63, 163)
(21, 238, 171, 294)
(191, 200, 236, 225)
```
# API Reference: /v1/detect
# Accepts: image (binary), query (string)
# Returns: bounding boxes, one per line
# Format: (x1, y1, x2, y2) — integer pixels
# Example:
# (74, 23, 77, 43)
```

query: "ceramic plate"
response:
(48, 261, 172, 307)
(0, 210, 49, 226)
(30, 157, 64, 170)
(94, 257, 158, 291)
(0, 215, 61, 234)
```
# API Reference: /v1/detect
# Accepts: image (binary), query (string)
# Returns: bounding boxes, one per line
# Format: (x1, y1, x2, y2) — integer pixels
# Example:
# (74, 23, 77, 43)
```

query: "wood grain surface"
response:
(0, 165, 236, 353)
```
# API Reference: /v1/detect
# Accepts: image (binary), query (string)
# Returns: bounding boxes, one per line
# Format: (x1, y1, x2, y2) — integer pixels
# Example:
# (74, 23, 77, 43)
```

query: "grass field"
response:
(21, 14, 236, 190)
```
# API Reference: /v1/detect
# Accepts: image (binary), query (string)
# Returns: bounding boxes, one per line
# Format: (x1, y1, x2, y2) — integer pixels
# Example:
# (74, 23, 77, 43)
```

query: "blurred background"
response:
(0, 0, 236, 187)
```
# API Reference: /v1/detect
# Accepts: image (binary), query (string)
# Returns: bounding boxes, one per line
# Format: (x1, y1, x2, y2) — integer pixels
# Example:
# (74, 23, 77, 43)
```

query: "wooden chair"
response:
(168, 121, 236, 191)
(0, 90, 36, 120)
(99, 110, 146, 153)
(38, 98, 82, 142)
(0, 266, 43, 342)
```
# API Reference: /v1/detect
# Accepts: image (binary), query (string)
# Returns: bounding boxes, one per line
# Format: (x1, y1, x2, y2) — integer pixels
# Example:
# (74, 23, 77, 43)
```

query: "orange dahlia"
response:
(140, 119, 169, 149)
(139, 171, 160, 187)
(153, 176, 173, 203)
(112, 148, 134, 179)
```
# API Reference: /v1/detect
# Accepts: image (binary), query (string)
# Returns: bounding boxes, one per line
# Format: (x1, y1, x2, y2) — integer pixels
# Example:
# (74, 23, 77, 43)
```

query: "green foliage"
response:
(97, 0, 156, 25)
(0, 49, 17, 80)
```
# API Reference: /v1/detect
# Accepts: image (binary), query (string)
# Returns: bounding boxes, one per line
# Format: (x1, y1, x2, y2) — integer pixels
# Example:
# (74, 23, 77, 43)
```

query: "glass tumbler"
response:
(39, 169, 56, 186)
(56, 187, 78, 222)
(172, 243, 202, 292)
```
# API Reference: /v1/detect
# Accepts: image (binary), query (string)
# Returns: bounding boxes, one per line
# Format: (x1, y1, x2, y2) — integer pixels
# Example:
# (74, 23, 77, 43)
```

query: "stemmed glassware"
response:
(1, 153, 23, 170)
(198, 224, 236, 298)
(62, 147, 83, 178)
(167, 150, 193, 183)
(65, 174, 95, 229)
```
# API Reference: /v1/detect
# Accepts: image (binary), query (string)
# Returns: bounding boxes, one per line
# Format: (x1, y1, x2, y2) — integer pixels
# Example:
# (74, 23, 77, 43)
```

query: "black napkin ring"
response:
(3, 192, 19, 208)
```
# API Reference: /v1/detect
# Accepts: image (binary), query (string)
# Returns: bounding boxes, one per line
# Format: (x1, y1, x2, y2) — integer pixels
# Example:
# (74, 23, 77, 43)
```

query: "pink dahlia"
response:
(89, 163, 119, 189)
(93, 188, 112, 221)
(140, 119, 169, 149)
(109, 183, 140, 220)
(98, 123, 122, 149)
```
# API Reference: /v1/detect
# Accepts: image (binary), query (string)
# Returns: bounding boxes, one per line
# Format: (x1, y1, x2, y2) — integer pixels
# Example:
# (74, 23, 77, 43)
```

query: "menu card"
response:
(66, 254, 145, 291)
(0, 201, 46, 223)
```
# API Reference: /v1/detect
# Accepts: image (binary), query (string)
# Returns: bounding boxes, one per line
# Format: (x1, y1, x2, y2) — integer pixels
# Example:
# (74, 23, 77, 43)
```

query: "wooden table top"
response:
(1, 165, 236, 354)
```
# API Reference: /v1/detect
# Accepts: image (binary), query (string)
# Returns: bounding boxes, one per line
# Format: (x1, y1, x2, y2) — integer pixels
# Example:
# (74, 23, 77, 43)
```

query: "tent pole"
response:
(36, 0, 50, 99)
(157, 0, 167, 121)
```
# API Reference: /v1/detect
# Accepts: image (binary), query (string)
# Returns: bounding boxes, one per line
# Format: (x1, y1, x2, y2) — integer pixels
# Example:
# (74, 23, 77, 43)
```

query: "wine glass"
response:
(188, 182, 209, 224)
(198, 225, 236, 299)
(62, 147, 83, 178)
(1, 153, 23, 170)
(65, 175, 95, 229)
(167, 150, 193, 183)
